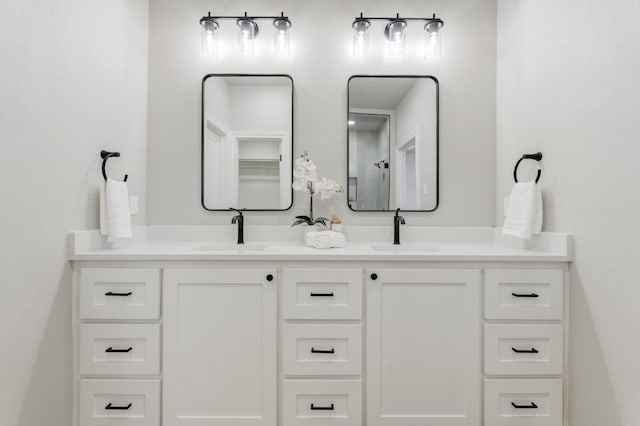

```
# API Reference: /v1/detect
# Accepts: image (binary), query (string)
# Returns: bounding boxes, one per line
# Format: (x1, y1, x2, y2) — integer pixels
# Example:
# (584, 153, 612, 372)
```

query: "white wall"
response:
(147, 0, 497, 225)
(0, 1, 149, 425)
(496, 1, 640, 424)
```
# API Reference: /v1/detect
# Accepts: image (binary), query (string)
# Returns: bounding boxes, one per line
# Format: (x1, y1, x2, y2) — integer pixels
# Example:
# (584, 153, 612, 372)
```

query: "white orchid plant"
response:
(291, 152, 343, 227)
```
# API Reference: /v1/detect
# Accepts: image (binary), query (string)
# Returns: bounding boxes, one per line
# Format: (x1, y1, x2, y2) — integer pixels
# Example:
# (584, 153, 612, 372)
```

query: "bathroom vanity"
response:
(69, 226, 571, 426)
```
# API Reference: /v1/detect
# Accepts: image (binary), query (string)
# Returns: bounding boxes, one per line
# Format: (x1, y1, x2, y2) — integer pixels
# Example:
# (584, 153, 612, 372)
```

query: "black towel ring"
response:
(513, 152, 543, 183)
(100, 150, 128, 182)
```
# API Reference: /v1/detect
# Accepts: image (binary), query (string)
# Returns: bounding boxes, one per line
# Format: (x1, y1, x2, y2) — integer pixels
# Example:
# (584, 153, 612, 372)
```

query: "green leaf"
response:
(312, 217, 328, 226)
(295, 215, 312, 221)
(291, 219, 311, 227)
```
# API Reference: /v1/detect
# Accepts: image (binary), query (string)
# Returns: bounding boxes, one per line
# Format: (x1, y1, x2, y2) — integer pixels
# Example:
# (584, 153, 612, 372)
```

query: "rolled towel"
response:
(305, 230, 346, 249)
(503, 181, 543, 240)
(103, 178, 133, 243)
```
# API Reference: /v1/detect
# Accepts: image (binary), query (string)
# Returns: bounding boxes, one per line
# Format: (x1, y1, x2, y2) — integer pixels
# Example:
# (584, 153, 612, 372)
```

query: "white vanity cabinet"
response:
(366, 269, 481, 426)
(72, 258, 568, 426)
(163, 269, 277, 426)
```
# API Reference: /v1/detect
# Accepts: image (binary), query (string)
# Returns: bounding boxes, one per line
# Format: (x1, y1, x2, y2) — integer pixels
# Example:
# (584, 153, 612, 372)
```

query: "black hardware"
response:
(353, 12, 443, 26)
(311, 348, 335, 354)
(393, 208, 406, 245)
(310, 403, 334, 411)
(105, 403, 132, 410)
(511, 402, 538, 409)
(105, 291, 133, 297)
(511, 292, 539, 298)
(310, 292, 334, 297)
(512, 347, 539, 354)
(100, 150, 128, 182)
(106, 347, 133, 353)
(201, 74, 294, 212)
(370, 273, 378, 280)
(347, 75, 439, 213)
(201, 11, 290, 22)
(266, 274, 274, 282)
(513, 152, 543, 183)
(230, 208, 245, 244)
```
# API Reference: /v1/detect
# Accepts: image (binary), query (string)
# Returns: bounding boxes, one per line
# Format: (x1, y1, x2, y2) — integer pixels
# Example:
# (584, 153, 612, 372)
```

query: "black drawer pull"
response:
(310, 403, 334, 411)
(266, 274, 274, 282)
(311, 347, 335, 354)
(511, 402, 538, 409)
(512, 347, 539, 354)
(310, 292, 334, 297)
(511, 292, 539, 298)
(105, 291, 133, 297)
(105, 403, 132, 410)
(370, 273, 378, 280)
(106, 346, 133, 353)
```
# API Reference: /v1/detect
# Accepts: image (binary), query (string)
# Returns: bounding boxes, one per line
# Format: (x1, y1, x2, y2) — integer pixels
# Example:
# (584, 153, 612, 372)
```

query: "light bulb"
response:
(424, 19, 443, 60)
(237, 17, 258, 57)
(273, 16, 291, 58)
(200, 16, 219, 58)
(385, 19, 407, 59)
(352, 18, 371, 58)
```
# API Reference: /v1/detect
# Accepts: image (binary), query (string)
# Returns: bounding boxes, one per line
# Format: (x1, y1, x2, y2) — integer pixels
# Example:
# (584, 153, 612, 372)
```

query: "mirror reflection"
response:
(348, 76, 439, 211)
(202, 74, 293, 210)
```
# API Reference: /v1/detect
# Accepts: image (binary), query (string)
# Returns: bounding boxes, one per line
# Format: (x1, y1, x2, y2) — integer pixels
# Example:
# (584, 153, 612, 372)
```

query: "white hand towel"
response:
(305, 231, 346, 249)
(99, 183, 108, 236)
(105, 178, 132, 243)
(503, 181, 543, 240)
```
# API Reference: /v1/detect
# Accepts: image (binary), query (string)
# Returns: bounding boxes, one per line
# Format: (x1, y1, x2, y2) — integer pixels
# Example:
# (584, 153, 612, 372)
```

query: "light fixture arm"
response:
(353, 12, 443, 27)
(201, 11, 290, 22)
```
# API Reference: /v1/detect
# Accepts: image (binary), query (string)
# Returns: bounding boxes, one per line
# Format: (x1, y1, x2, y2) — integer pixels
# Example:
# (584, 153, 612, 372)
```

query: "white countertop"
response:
(68, 226, 573, 262)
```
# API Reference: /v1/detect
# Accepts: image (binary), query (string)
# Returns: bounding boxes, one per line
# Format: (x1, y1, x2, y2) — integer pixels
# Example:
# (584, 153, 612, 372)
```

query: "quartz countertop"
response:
(68, 226, 573, 262)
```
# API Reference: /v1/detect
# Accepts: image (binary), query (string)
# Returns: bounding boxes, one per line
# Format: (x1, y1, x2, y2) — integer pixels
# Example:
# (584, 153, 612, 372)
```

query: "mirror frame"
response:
(201, 73, 294, 211)
(347, 74, 440, 213)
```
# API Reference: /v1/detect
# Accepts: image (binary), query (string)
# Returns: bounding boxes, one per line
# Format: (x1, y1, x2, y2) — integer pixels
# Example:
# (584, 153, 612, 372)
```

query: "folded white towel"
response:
(503, 181, 543, 240)
(305, 230, 346, 249)
(103, 178, 132, 243)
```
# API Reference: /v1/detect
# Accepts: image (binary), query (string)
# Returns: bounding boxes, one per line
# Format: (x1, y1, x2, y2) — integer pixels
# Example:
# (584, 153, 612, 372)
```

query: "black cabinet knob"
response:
(370, 273, 378, 280)
(266, 274, 274, 282)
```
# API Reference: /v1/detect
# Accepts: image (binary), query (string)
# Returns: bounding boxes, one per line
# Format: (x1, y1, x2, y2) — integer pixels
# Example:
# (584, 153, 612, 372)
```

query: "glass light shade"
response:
(273, 17, 291, 58)
(200, 18, 219, 58)
(424, 20, 443, 60)
(237, 18, 258, 57)
(385, 19, 407, 59)
(352, 18, 371, 58)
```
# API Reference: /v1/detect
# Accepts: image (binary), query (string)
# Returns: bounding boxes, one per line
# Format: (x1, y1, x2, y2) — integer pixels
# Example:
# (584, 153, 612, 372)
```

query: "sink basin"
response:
(370, 244, 439, 252)
(195, 243, 267, 251)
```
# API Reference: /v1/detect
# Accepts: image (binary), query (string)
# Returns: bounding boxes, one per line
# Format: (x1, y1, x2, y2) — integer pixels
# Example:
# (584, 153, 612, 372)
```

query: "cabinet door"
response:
(163, 269, 277, 426)
(367, 269, 481, 426)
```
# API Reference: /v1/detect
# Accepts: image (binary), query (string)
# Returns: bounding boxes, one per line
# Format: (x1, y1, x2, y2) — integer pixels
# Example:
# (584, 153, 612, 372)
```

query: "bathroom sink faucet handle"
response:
(393, 208, 406, 245)
(230, 207, 245, 244)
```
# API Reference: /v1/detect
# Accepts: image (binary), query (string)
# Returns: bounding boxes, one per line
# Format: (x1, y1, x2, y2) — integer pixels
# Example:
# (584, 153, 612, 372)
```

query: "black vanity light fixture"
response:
(200, 11, 292, 59)
(352, 13, 444, 60)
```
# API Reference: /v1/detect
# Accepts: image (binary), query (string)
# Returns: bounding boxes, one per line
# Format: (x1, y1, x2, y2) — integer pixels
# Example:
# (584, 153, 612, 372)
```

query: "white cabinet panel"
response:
(485, 269, 563, 320)
(367, 269, 481, 426)
(282, 380, 362, 426)
(484, 324, 563, 376)
(282, 269, 362, 320)
(163, 269, 276, 426)
(79, 324, 160, 376)
(484, 379, 563, 426)
(78, 379, 160, 426)
(79, 268, 160, 320)
(283, 324, 362, 376)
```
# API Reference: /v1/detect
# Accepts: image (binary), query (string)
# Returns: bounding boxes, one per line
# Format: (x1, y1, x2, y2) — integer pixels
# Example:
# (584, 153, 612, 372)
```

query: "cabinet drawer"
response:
(79, 379, 160, 426)
(485, 324, 563, 376)
(484, 379, 563, 426)
(79, 268, 160, 320)
(79, 324, 160, 376)
(485, 269, 563, 320)
(283, 324, 362, 376)
(283, 380, 362, 426)
(282, 269, 362, 320)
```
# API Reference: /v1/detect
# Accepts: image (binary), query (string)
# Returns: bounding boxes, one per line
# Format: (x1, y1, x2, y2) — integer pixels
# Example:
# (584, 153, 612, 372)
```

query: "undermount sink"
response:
(370, 244, 440, 252)
(195, 243, 267, 251)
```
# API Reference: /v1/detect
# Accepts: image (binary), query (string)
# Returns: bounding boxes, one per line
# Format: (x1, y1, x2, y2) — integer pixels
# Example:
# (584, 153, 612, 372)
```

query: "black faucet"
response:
(393, 208, 406, 245)
(230, 208, 245, 244)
